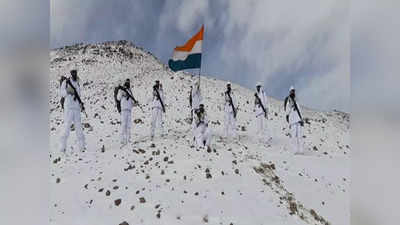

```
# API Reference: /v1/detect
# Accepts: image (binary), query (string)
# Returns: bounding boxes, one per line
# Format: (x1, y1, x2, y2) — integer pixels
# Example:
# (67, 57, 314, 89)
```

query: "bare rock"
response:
(134, 119, 143, 124)
(114, 199, 121, 206)
(289, 202, 298, 215)
(203, 215, 209, 223)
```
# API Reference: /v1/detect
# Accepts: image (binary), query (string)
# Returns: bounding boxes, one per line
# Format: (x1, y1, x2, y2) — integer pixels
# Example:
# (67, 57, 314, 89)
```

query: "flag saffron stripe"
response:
(174, 25, 204, 52)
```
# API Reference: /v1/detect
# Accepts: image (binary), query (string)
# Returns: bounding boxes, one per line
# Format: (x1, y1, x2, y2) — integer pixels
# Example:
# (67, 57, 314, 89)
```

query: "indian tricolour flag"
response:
(168, 25, 204, 72)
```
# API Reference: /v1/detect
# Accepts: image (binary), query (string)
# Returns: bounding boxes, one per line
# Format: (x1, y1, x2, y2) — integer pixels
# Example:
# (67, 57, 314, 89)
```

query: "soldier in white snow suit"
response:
(59, 69, 86, 152)
(224, 82, 237, 139)
(254, 82, 269, 141)
(190, 80, 203, 138)
(284, 86, 304, 154)
(191, 80, 203, 112)
(193, 104, 212, 149)
(159, 82, 167, 133)
(117, 78, 138, 146)
(150, 80, 166, 140)
(189, 85, 193, 119)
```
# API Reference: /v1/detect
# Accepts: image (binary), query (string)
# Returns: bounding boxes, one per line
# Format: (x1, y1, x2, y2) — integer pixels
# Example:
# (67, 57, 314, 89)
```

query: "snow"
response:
(50, 40, 349, 225)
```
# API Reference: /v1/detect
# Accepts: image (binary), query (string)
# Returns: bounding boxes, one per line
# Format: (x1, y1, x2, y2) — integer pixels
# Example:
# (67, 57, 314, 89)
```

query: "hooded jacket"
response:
(254, 88, 268, 116)
(224, 90, 236, 113)
(117, 87, 135, 111)
(285, 96, 302, 125)
(191, 84, 203, 110)
(60, 78, 81, 110)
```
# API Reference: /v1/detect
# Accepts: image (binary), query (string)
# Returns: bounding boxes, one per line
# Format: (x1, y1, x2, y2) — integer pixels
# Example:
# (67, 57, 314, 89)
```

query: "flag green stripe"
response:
(168, 53, 202, 72)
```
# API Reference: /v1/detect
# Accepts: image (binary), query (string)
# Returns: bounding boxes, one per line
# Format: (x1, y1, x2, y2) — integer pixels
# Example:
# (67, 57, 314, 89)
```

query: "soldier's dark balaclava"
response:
(155, 80, 160, 89)
(124, 79, 130, 89)
(290, 90, 295, 99)
(199, 104, 204, 113)
(71, 70, 77, 81)
(227, 84, 231, 92)
(256, 85, 261, 92)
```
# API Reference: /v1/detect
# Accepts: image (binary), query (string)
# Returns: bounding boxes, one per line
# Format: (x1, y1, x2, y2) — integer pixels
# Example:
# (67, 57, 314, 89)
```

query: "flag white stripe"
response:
(172, 40, 202, 61)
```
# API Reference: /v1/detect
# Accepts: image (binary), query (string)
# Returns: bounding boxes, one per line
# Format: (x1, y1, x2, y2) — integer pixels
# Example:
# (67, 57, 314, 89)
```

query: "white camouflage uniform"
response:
(254, 86, 268, 140)
(224, 89, 237, 138)
(191, 81, 203, 137)
(59, 77, 86, 152)
(150, 85, 165, 138)
(285, 90, 304, 154)
(193, 109, 212, 148)
(117, 86, 135, 145)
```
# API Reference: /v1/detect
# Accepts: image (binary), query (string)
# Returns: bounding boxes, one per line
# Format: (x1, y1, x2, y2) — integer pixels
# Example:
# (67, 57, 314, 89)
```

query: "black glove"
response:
(299, 120, 304, 127)
(286, 115, 289, 123)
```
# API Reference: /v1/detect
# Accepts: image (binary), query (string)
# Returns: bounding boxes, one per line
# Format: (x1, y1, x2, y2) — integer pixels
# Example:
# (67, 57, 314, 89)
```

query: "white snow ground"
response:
(49, 41, 350, 225)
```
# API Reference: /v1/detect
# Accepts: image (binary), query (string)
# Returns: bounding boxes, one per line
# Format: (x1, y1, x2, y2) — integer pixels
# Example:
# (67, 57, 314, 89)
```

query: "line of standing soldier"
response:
(59, 70, 304, 154)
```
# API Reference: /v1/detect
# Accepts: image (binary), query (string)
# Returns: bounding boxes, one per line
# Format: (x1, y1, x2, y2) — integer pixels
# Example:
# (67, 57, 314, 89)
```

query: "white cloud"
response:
(50, 0, 94, 47)
(177, 0, 209, 32)
(351, 0, 400, 111)
(215, 0, 349, 110)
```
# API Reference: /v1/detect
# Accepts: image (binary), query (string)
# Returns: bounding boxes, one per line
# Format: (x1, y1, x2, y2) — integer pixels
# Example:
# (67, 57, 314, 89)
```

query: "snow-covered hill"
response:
(49, 40, 350, 225)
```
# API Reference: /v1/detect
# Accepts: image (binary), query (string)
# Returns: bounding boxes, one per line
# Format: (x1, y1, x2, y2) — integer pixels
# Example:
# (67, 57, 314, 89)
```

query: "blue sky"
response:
(51, 0, 349, 112)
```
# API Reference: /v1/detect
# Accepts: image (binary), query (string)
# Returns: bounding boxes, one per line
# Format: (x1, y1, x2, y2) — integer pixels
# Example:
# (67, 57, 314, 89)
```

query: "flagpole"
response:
(198, 63, 201, 88)
(199, 24, 203, 88)
(199, 23, 204, 89)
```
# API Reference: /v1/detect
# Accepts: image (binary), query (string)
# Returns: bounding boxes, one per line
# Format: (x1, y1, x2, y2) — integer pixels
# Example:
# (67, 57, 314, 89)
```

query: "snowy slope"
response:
(49, 40, 350, 225)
